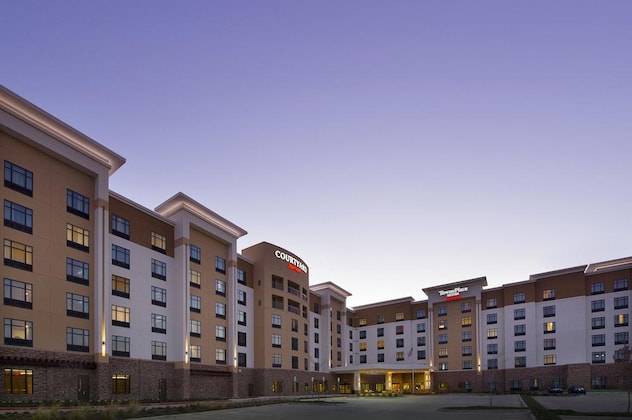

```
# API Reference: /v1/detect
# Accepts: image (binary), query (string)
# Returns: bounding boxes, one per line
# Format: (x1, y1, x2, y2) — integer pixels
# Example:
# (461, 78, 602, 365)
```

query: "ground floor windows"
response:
(111, 374, 130, 394)
(4, 368, 32, 394)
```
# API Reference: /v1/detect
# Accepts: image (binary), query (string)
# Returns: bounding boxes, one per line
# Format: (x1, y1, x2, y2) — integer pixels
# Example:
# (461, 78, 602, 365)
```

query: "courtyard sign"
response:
(275, 250, 308, 274)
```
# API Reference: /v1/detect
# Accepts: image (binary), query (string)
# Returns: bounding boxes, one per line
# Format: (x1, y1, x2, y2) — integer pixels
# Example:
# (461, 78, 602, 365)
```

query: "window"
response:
(237, 290, 247, 305)
(359, 342, 367, 352)
(416, 309, 426, 319)
(111, 305, 130, 327)
(486, 298, 497, 309)
(513, 292, 525, 304)
(396, 325, 404, 334)
(66, 292, 89, 319)
(514, 340, 526, 352)
(487, 328, 498, 339)
(438, 362, 448, 371)
(487, 343, 498, 354)
(111, 214, 129, 239)
(591, 282, 605, 295)
(514, 356, 526, 368)
(614, 332, 629, 345)
(615, 349, 629, 362)
(152, 341, 167, 360)
(543, 321, 555, 334)
(272, 334, 283, 349)
(514, 324, 526, 336)
(592, 351, 606, 364)
(4, 239, 33, 271)
(66, 327, 89, 352)
(151, 286, 166, 307)
(216, 302, 226, 318)
(359, 330, 366, 339)
(487, 359, 498, 369)
(438, 320, 447, 330)
(462, 360, 473, 370)
(487, 313, 497, 324)
(417, 323, 425, 333)
(592, 376, 607, 388)
(237, 269, 246, 285)
(237, 310, 246, 326)
(417, 350, 426, 360)
(438, 334, 448, 344)
(544, 338, 556, 350)
(314, 332, 319, 344)
(112, 335, 130, 357)
(396, 351, 405, 361)
(373, 314, 383, 324)
(592, 317, 606, 329)
(542, 288, 555, 301)
(614, 278, 628, 291)
(4, 161, 33, 196)
(4, 318, 33, 347)
(395, 312, 404, 321)
(358, 318, 367, 326)
(4, 368, 33, 394)
(189, 269, 201, 288)
(151, 259, 166, 280)
(359, 354, 366, 364)
(461, 302, 472, 313)
(514, 308, 525, 320)
(272, 314, 281, 328)
(592, 334, 605, 346)
(462, 345, 472, 356)
(396, 338, 404, 348)
(462, 331, 472, 342)
(291, 337, 299, 351)
(543, 305, 555, 317)
(151, 232, 167, 253)
(291, 318, 298, 332)
(189, 245, 201, 264)
(437, 305, 447, 316)
(510, 379, 522, 391)
(438, 348, 448, 358)
(67, 258, 89, 285)
(190, 295, 201, 313)
(238, 332, 246, 347)
(190, 345, 201, 362)
(151, 313, 166, 334)
(112, 374, 130, 394)
(3, 278, 32, 309)
(66, 223, 89, 252)
(4, 200, 33, 234)
(461, 316, 472, 327)
(614, 296, 628, 309)
(216, 325, 226, 341)
(591, 299, 605, 312)
(544, 354, 556, 365)
(215, 256, 226, 274)
(112, 275, 130, 298)
(272, 353, 282, 368)
(314, 318, 319, 329)
(377, 353, 385, 363)
(215, 279, 226, 296)
(111, 244, 130, 269)
(190, 319, 201, 337)
(615, 313, 629, 327)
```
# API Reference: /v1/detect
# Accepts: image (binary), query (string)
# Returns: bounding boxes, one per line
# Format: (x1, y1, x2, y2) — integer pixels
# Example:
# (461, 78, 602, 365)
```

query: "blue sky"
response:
(3, 1, 631, 307)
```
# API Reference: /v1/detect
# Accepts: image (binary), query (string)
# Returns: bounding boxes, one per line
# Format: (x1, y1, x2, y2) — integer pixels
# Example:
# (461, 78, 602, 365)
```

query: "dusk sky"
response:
(3, 1, 631, 307)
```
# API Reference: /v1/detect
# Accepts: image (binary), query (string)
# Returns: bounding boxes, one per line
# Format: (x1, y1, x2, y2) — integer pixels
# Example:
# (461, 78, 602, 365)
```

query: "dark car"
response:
(548, 387, 563, 394)
(568, 386, 586, 394)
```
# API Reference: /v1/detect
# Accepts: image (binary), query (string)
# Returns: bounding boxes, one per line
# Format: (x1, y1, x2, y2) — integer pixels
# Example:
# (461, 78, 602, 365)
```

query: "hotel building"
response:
(1, 85, 630, 401)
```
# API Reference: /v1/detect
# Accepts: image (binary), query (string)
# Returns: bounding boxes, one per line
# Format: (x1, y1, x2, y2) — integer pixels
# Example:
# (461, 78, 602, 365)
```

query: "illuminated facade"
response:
(1, 85, 630, 401)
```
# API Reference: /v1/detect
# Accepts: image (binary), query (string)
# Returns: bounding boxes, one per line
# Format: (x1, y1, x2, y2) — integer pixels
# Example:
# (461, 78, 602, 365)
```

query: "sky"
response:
(2, 1, 632, 308)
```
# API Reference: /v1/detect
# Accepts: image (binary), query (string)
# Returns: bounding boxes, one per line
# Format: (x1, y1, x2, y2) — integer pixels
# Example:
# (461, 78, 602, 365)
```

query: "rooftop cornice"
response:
(529, 264, 587, 281)
(585, 256, 632, 275)
(109, 190, 175, 226)
(155, 192, 247, 239)
(0, 85, 125, 175)
(310, 281, 353, 298)
(352, 296, 414, 311)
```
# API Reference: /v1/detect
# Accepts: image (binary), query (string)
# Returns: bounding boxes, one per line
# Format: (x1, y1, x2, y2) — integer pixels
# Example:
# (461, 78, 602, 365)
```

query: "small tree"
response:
(613, 344, 632, 415)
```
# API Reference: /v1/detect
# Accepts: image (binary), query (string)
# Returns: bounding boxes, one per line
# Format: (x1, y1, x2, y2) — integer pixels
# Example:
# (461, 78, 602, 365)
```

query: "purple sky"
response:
(3, 1, 632, 307)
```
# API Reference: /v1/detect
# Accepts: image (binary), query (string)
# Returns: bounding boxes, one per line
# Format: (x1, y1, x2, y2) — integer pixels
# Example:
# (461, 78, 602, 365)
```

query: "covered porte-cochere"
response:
(330, 365, 433, 394)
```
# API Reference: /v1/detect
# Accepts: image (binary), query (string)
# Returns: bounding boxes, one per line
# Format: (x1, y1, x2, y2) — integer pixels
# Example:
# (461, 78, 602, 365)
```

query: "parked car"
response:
(548, 387, 563, 394)
(568, 386, 586, 394)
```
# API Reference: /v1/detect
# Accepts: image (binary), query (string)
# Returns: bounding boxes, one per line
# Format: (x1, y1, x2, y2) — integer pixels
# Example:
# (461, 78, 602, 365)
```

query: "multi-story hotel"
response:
(1, 85, 630, 402)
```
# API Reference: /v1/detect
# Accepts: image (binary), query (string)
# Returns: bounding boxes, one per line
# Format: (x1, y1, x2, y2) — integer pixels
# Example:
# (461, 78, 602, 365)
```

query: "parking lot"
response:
(535, 391, 630, 413)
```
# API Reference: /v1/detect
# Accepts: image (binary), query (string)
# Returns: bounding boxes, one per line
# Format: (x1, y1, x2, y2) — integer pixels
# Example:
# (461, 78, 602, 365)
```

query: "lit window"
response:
(438, 320, 448, 330)
(189, 269, 201, 288)
(111, 305, 130, 327)
(4, 161, 33, 196)
(215, 348, 227, 364)
(438, 362, 448, 371)
(396, 351, 405, 361)
(486, 298, 497, 309)
(67, 224, 90, 252)
(544, 354, 556, 365)
(358, 318, 367, 326)
(112, 275, 130, 298)
(438, 348, 448, 358)
(4, 239, 33, 271)
(592, 351, 606, 364)
(359, 342, 367, 351)
(377, 339, 385, 349)
(3, 368, 33, 394)
(190, 345, 201, 362)
(4, 200, 33, 234)
(151, 232, 167, 253)
(487, 328, 498, 339)
(111, 214, 129, 239)
(615, 313, 629, 327)
(190, 319, 201, 337)
(111, 374, 130, 394)
(395, 312, 404, 321)
(543, 322, 556, 334)
(461, 316, 472, 327)
(542, 288, 555, 301)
